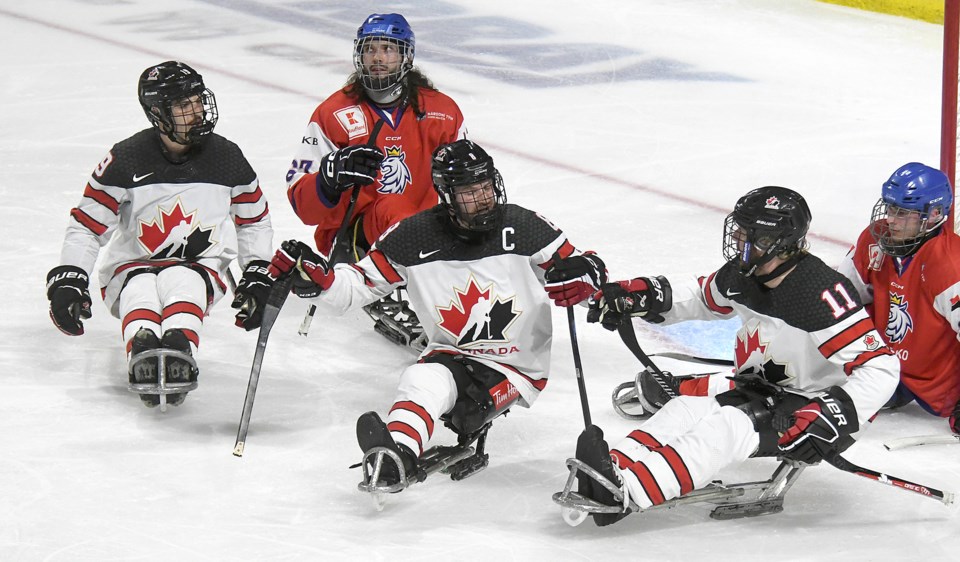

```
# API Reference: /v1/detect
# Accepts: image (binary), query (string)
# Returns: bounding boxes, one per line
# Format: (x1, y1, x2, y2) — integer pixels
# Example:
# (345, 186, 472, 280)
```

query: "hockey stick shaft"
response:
(567, 306, 592, 429)
(649, 352, 734, 367)
(825, 453, 955, 505)
(883, 433, 960, 451)
(616, 320, 679, 400)
(299, 119, 386, 336)
(234, 273, 295, 457)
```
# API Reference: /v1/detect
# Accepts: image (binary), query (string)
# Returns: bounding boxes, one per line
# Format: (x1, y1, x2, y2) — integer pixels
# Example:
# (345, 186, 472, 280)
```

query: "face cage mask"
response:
(869, 199, 945, 257)
(722, 215, 783, 276)
(353, 36, 412, 94)
(151, 89, 218, 145)
(443, 174, 506, 235)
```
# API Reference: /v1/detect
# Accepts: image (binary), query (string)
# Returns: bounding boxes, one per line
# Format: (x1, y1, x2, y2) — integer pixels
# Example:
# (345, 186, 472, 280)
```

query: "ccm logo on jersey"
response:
(334, 106, 368, 139)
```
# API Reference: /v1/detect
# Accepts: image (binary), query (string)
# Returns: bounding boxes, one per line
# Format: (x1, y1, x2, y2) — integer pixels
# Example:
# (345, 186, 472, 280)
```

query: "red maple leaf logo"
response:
(734, 325, 767, 370)
(951, 295, 959, 307)
(863, 334, 879, 350)
(138, 200, 195, 253)
(437, 278, 492, 338)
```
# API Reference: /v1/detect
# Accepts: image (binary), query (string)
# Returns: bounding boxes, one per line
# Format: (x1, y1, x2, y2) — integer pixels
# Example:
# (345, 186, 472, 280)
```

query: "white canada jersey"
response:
(665, 255, 899, 426)
(314, 204, 576, 407)
(59, 129, 273, 315)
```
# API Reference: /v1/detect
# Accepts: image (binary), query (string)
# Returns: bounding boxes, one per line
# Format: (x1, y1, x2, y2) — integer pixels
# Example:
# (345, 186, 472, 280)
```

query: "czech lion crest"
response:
(885, 293, 913, 344)
(377, 145, 412, 195)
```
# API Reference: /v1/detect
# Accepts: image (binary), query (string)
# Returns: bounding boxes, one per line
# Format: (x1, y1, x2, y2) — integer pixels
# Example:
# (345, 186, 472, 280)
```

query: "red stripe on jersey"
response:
(390, 400, 434, 437)
(70, 208, 107, 236)
(538, 240, 575, 270)
(498, 362, 548, 391)
(387, 421, 423, 454)
(702, 272, 733, 314)
(231, 186, 264, 205)
(369, 249, 402, 284)
(161, 301, 205, 321)
(843, 347, 895, 375)
(819, 318, 874, 358)
(82, 183, 120, 214)
(121, 309, 161, 334)
(610, 449, 631, 468)
(654, 445, 694, 496)
(627, 429, 662, 449)
(349, 263, 376, 287)
(235, 205, 269, 225)
(182, 329, 200, 348)
(678, 377, 721, 396)
(626, 462, 666, 505)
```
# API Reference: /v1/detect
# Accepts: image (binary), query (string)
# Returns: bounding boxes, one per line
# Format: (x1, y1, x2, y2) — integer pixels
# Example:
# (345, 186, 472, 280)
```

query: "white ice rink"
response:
(2, 0, 958, 559)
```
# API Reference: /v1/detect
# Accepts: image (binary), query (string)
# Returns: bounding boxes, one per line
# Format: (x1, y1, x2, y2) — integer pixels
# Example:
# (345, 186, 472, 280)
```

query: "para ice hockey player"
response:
(285, 12, 466, 258)
(572, 186, 899, 525)
(838, 162, 960, 433)
(45, 61, 275, 408)
(268, 139, 607, 492)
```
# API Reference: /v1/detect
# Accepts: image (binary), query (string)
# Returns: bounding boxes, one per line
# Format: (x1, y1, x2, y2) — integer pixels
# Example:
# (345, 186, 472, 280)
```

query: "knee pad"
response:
(422, 354, 519, 436)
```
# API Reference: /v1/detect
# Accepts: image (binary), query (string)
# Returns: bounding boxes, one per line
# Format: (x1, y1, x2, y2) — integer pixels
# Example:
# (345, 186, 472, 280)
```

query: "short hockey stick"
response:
(824, 452, 955, 506)
(616, 320, 679, 401)
(299, 119, 386, 336)
(566, 306, 592, 429)
(883, 434, 960, 451)
(233, 273, 295, 457)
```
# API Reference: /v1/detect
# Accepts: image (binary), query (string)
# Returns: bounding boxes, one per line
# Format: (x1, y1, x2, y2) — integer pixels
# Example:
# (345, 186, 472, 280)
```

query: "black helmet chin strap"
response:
(753, 252, 807, 285)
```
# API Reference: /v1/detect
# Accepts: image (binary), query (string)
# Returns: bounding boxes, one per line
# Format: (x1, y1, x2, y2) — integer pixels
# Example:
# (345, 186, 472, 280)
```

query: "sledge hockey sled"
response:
(552, 457, 807, 526)
(363, 288, 427, 353)
(127, 348, 198, 413)
(358, 422, 493, 510)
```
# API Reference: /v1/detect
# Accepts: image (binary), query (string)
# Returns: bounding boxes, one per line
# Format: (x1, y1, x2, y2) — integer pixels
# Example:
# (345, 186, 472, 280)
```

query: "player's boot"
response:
(637, 368, 681, 414)
(575, 425, 631, 526)
(129, 328, 161, 408)
(160, 329, 198, 406)
(356, 411, 419, 488)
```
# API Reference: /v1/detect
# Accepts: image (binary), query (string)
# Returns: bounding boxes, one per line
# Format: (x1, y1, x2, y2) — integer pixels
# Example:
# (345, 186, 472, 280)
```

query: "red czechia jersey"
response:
(838, 226, 960, 415)
(286, 88, 466, 253)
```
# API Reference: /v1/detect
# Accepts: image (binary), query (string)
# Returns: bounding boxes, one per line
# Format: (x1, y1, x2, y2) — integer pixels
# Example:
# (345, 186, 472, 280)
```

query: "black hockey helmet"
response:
(431, 140, 506, 240)
(722, 186, 811, 278)
(137, 61, 218, 145)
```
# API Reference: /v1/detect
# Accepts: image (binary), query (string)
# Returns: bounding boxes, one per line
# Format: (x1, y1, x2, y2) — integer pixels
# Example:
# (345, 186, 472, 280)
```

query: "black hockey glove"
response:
(587, 276, 672, 330)
(46, 265, 93, 336)
(231, 260, 275, 331)
(777, 387, 859, 464)
(269, 240, 334, 299)
(317, 145, 385, 202)
(544, 252, 607, 307)
(950, 400, 960, 435)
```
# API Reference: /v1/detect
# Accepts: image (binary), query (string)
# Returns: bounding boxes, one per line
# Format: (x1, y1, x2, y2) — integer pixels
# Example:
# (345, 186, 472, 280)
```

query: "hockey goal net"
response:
(944, 0, 960, 231)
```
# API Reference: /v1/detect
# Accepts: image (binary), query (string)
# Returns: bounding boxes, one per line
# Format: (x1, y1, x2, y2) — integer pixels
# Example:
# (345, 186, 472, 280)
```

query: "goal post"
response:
(943, 0, 959, 231)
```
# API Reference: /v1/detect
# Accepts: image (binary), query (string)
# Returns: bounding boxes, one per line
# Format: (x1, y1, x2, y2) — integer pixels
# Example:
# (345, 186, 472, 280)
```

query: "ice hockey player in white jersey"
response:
(267, 139, 607, 488)
(45, 61, 275, 408)
(575, 186, 899, 525)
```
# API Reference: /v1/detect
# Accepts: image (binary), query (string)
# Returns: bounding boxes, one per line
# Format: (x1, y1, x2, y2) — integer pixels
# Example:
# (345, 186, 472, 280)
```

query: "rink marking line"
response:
(1, 5, 850, 250)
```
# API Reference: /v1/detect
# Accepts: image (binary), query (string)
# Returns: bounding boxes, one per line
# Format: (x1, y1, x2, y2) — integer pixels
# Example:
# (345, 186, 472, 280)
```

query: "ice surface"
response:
(1, 1, 957, 560)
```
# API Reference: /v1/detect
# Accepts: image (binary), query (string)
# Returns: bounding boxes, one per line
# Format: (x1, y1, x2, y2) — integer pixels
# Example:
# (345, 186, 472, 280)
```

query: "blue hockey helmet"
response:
(353, 14, 415, 94)
(870, 162, 953, 257)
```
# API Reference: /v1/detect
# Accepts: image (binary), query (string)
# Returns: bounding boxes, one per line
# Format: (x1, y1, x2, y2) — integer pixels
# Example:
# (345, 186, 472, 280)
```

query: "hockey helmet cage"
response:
(431, 139, 506, 239)
(723, 186, 811, 276)
(870, 162, 953, 257)
(353, 13, 415, 94)
(137, 61, 218, 145)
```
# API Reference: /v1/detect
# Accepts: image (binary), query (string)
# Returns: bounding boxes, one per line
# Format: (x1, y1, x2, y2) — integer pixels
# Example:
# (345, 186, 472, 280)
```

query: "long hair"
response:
(342, 68, 436, 116)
